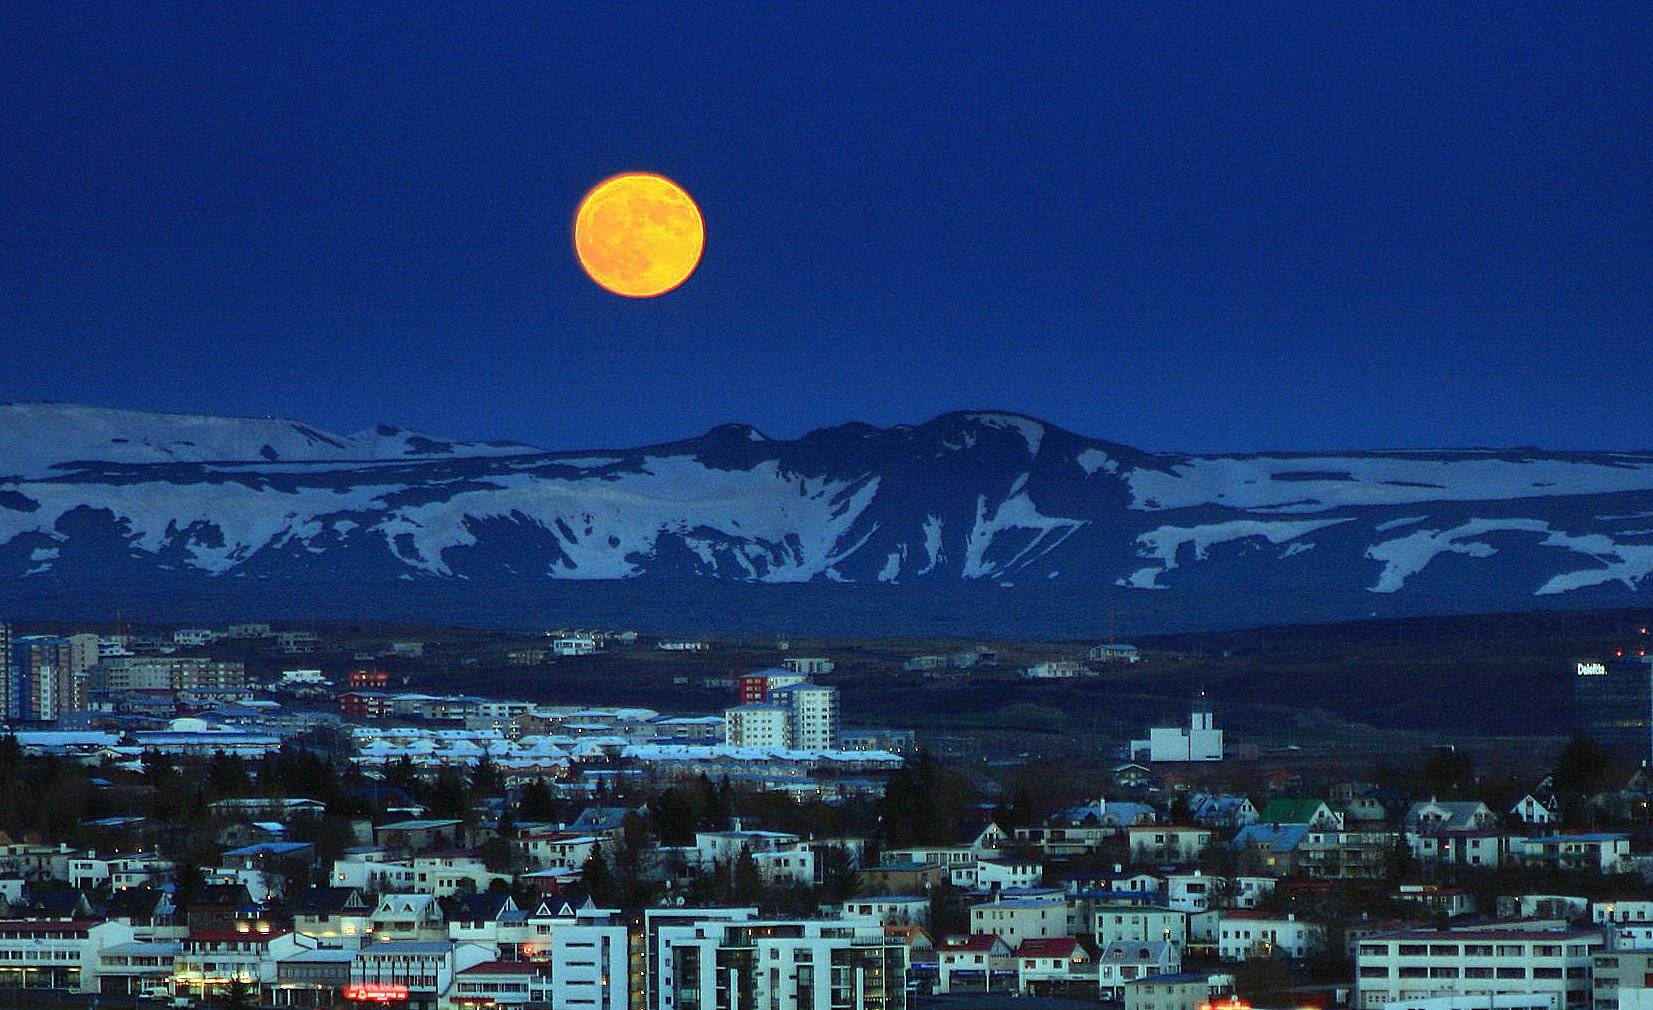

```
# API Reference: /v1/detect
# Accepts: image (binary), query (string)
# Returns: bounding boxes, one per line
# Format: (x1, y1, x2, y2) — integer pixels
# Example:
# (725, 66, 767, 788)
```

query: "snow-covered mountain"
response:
(4, 402, 1653, 632)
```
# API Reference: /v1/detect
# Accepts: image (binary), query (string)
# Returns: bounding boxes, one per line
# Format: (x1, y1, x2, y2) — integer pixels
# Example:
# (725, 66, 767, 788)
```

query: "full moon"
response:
(573, 172, 705, 298)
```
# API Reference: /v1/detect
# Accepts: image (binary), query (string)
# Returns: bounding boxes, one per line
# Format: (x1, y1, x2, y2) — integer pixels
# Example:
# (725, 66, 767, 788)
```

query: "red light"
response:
(344, 984, 410, 1002)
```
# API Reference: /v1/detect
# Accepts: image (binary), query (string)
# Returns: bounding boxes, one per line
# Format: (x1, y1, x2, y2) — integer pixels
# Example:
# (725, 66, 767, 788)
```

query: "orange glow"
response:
(344, 983, 409, 1002)
(573, 173, 704, 297)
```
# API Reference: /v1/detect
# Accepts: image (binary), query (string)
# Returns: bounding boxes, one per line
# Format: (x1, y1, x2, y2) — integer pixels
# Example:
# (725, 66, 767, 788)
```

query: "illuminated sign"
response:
(1578, 662, 1607, 676)
(344, 983, 410, 1002)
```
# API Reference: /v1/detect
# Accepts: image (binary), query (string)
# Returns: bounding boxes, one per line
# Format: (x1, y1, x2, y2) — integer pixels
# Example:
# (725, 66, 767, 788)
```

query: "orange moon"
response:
(573, 173, 705, 298)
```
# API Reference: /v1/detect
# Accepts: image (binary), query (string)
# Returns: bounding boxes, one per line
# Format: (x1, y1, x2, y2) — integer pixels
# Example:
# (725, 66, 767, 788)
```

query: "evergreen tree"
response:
(518, 779, 556, 822)
(579, 849, 618, 907)
(732, 845, 763, 905)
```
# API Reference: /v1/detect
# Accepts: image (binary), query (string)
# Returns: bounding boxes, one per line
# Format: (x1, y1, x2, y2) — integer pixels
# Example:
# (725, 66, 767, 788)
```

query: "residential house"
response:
(936, 934, 1014, 994)
(369, 894, 446, 941)
(291, 887, 373, 946)
(1217, 913, 1325, 961)
(841, 896, 930, 927)
(1512, 833, 1632, 874)
(1405, 800, 1497, 834)
(1129, 826, 1214, 865)
(970, 896, 1080, 946)
(1192, 795, 1259, 830)
(1510, 793, 1560, 827)
(1124, 971, 1237, 1010)
(1095, 904, 1190, 954)
(1096, 940, 1181, 999)
(1259, 799, 1344, 830)
(1016, 937, 1093, 996)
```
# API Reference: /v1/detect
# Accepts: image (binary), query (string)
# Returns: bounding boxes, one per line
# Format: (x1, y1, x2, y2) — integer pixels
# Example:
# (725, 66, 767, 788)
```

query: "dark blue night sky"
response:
(3, 5, 1648, 451)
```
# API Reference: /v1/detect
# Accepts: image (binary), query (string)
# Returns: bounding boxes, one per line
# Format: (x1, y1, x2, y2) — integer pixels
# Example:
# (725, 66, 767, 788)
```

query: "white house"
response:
(1095, 905, 1189, 954)
(1016, 937, 1092, 993)
(1217, 913, 1324, 961)
(1096, 940, 1180, 999)
(1510, 793, 1559, 826)
(970, 897, 1081, 946)
(842, 896, 930, 926)
(551, 636, 597, 657)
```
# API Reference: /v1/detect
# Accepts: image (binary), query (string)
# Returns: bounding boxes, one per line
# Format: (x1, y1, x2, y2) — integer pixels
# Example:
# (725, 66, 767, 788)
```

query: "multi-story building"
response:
(0, 919, 136, 992)
(1216, 914, 1325, 961)
(656, 917, 907, 1010)
(91, 655, 246, 693)
(642, 907, 758, 1007)
(1095, 905, 1189, 955)
(1512, 835, 1632, 875)
(1128, 826, 1214, 865)
(782, 656, 835, 675)
(723, 703, 791, 748)
(1591, 948, 1653, 1010)
(1354, 929, 1602, 1010)
(347, 668, 391, 689)
(1125, 971, 1236, 1010)
(348, 940, 492, 1010)
(1301, 828, 1402, 880)
(8, 634, 89, 720)
(969, 897, 1080, 946)
(172, 927, 314, 1002)
(769, 681, 840, 750)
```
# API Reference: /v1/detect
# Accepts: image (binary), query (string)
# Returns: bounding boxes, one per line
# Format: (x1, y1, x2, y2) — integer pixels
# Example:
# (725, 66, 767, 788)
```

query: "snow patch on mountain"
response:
(1126, 454, 1653, 513)
(969, 413, 1045, 456)
(961, 493, 1083, 579)
(1366, 519, 1653, 594)
(1076, 449, 1119, 475)
(1124, 518, 1353, 589)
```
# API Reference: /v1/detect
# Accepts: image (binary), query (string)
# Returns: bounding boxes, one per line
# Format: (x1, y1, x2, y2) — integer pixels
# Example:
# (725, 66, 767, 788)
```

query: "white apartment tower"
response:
(770, 681, 840, 750)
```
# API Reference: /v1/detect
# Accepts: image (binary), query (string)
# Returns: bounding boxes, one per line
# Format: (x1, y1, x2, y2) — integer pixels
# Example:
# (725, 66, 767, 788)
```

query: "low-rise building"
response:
(1216, 913, 1325, 961)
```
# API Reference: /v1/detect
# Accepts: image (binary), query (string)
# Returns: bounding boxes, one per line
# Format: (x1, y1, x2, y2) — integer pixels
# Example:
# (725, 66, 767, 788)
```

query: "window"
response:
(1534, 968, 1563, 979)
(1497, 967, 1525, 979)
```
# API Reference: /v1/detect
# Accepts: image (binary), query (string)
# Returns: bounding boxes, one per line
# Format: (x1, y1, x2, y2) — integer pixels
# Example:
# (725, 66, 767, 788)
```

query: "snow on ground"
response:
(0, 403, 532, 476)
(1076, 448, 1120, 475)
(1364, 518, 1653, 594)
(1126, 454, 1653, 512)
(968, 413, 1045, 456)
(1122, 518, 1353, 589)
(961, 493, 1084, 578)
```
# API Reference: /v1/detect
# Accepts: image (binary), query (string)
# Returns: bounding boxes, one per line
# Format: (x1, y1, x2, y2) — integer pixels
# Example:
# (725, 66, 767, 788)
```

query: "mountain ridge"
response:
(4, 402, 1653, 633)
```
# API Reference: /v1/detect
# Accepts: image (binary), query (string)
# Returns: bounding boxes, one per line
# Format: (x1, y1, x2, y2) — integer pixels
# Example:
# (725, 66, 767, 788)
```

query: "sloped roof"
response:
(1233, 823, 1311, 853)
(1017, 937, 1081, 958)
(1258, 798, 1327, 824)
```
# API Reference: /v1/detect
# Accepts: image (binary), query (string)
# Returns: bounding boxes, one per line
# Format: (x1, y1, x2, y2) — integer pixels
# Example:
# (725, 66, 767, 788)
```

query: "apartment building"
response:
(0, 919, 136, 992)
(970, 897, 1080, 946)
(1355, 930, 1602, 1010)
(655, 917, 906, 1010)
(1095, 905, 1190, 955)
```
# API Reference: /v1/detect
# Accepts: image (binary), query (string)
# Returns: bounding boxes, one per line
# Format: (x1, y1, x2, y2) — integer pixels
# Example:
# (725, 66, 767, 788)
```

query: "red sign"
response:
(344, 983, 410, 1002)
